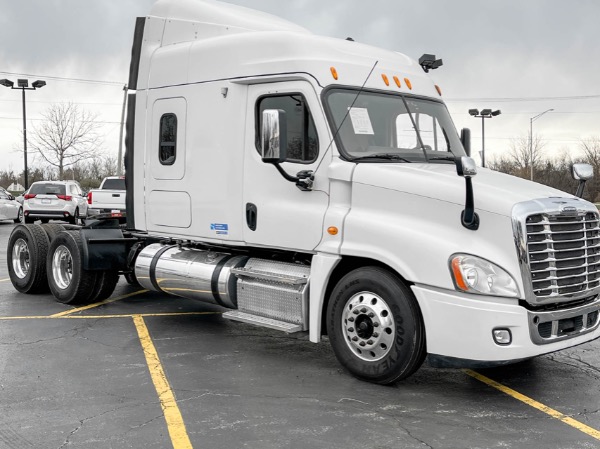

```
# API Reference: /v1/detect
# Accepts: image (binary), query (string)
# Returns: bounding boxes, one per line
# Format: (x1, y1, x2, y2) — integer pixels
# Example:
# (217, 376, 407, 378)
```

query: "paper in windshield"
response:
(349, 107, 374, 135)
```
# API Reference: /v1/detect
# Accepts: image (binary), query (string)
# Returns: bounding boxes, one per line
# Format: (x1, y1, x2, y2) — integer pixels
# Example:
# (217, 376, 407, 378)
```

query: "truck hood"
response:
(352, 163, 578, 217)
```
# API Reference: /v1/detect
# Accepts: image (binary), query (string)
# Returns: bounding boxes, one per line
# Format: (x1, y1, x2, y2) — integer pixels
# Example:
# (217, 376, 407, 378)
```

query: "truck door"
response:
(242, 82, 330, 251)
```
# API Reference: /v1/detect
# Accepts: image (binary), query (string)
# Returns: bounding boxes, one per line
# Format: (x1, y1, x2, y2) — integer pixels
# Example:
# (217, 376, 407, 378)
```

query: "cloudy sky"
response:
(1, 0, 599, 177)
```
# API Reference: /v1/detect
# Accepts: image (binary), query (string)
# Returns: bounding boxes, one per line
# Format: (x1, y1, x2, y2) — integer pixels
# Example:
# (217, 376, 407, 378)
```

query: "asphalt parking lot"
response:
(0, 221, 599, 449)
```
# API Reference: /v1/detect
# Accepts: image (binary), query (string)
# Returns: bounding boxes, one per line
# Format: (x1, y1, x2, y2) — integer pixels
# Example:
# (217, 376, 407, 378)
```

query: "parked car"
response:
(0, 190, 22, 223)
(86, 176, 126, 220)
(15, 188, 29, 205)
(23, 180, 87, 224)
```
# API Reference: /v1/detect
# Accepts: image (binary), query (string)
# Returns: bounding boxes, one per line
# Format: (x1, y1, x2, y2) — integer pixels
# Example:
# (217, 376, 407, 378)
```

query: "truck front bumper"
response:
(412, 285, 600, 367)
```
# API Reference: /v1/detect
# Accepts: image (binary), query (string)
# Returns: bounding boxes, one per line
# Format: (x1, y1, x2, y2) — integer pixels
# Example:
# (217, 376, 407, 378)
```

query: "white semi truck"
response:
(7, 0, 600, 384)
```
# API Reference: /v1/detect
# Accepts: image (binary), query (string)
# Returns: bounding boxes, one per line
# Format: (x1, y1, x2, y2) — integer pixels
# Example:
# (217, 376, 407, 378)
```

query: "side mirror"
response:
(572, 163, 594, 198)
(261, 109, 287, 163)
(8, 194, 14, 201)
(460, 128, 471, 157)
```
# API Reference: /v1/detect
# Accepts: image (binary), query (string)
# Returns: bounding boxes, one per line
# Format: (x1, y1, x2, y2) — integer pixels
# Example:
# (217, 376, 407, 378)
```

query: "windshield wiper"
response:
(427, 155, 456, 162)
(351, 153, 412, 163)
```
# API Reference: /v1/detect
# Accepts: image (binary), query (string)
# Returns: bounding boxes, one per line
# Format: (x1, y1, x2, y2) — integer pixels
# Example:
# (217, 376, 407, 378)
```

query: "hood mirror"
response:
(455, 156, 479, 231)
(571, 163, 593, 198)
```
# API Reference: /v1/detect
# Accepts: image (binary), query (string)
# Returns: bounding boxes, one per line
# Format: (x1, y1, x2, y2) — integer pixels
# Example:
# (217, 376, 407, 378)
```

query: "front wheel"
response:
(326, 266, 426, 385)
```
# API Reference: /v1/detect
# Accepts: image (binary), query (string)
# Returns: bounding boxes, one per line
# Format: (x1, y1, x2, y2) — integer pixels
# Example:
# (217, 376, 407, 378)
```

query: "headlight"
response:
(449, 254, 519, 298)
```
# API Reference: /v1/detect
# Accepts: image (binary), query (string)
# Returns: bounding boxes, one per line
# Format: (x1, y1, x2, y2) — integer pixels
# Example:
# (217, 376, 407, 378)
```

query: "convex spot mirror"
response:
(572, 163, 593, 181)
(261, 109, 288, 164)
(455, 156, 477, 178)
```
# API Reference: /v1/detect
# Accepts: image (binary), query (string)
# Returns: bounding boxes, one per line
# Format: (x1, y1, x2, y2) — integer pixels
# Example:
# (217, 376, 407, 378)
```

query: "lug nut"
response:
(352, 336, 358, 341)
(353, 309, 359, 315)
(359, 341, 365, 347)
(373, 332, 379, 337)
(361, 308, 367, 313)
(367, 340, 373, 345)
(373, 322, 379, 327)
(348, 327, 354, 332)
(368, 312, 375, 318)
(348, 317, 355, 322)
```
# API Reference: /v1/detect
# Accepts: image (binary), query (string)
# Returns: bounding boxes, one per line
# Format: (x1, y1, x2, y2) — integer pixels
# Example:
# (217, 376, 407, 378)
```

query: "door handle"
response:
(246, 203, 257, 231)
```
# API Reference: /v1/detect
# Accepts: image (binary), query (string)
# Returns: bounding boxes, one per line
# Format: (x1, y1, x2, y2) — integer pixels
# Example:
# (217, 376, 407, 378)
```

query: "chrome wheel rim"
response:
(52, 245, 73, 290)
(12, 238, 30, 279)
(342, 291, 396, 361)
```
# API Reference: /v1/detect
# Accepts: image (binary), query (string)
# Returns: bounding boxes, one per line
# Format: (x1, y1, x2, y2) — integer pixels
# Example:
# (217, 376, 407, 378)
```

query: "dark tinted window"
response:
(102, 178, 126, 190)
(29, 183, 66, 195)
(256, 94, 318, 163)
(159, 113, 177, 165)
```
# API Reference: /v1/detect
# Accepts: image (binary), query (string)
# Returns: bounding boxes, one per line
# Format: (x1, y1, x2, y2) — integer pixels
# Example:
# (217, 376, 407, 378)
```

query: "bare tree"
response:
(28, 102, 103, 179)
(507, 134, 546, 179)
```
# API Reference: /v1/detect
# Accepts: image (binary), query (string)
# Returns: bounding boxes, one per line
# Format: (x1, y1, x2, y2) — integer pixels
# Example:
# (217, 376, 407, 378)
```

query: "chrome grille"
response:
(525, 211, 600, 298)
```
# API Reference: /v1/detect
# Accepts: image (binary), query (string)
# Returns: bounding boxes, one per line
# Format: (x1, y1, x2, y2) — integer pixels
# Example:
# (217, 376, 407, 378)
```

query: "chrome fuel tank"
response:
(135, 243, 248, 308)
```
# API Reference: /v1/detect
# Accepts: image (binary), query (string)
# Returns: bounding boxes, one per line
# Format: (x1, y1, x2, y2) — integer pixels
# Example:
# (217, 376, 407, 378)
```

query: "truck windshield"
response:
(324, 88, 465, 163)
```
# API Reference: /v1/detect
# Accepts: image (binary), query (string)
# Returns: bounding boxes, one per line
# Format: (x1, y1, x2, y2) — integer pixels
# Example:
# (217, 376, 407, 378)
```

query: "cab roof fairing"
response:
(145, 29, 440, 99)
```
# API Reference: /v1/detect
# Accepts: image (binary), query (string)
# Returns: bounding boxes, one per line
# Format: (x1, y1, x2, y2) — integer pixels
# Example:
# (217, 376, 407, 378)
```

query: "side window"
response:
(256, 94, 318, 163)
(159, 113, 177, 165)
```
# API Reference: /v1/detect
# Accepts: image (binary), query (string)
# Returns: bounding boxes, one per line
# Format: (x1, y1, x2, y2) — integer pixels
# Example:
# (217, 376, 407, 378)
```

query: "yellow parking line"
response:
(465, 369, 600, 441)
(50, 289, 149, 318)
(0, 277, 11, 282)
(133, 315, 193, 449)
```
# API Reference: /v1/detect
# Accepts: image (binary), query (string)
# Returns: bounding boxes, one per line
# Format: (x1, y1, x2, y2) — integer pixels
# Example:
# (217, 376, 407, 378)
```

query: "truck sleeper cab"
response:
(7, 0, 600, 385)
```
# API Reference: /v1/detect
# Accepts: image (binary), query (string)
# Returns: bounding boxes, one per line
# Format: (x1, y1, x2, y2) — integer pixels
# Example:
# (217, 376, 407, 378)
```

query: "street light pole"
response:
(529, 108, 554, 181)
(1, 78, 47, 190)
(468, 108, 501, 168)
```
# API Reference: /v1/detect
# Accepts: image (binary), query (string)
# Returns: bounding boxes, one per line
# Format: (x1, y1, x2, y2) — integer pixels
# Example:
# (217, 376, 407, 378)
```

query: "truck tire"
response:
(7, 224, 50, 294)
(90, 271, 120, 302)
(47, 231, 98, 304)
(42, 223, 66, 243)
(326, 266, 426, 385)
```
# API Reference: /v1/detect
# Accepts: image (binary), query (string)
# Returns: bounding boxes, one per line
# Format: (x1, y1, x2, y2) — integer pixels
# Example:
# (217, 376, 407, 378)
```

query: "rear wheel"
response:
(90, 271, 120, 302)
(326, 266, 426, 385)
(68, 208, 79, 225)
(42, 223, 66, 243)
(47, 231, 98, 304)
(7, 224, 50, 294)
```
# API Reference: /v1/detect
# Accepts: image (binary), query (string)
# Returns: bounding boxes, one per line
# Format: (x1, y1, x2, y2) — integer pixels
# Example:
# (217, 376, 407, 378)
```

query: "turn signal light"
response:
(327, 226, 339, 235)
(330, 67, 339, 80)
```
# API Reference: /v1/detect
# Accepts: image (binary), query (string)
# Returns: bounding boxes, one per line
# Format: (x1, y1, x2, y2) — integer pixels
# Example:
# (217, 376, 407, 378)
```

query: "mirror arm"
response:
(576, 179, 586, 198)
(273, 163, 314, 191)
(461, 177, 479, 230)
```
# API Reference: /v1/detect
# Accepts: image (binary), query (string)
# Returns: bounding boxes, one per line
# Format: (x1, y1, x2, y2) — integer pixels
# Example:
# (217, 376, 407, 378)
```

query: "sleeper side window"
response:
(256, 94, 318, 163)
(159, 113, 177, 165)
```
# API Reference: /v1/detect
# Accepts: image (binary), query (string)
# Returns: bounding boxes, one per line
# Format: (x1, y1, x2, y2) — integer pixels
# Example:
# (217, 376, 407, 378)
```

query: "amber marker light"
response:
(327, 226, 339, 236)
(435, 84, 442, 96)
(404, 78, 412, 89)
(451, 257, 468, 291)
(393, 76, 401, 88)
(330, 67, 339, 80)
(381, 74, 390, 86)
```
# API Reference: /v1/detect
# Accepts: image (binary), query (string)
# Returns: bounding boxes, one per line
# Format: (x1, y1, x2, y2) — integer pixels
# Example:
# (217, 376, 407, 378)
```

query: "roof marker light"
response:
(435, 85, 442, 96)
(381, 74, 390, 86)
(330, 67, 338, 80)
(404, 78, 412, 90)
(393, 76, 401, 88)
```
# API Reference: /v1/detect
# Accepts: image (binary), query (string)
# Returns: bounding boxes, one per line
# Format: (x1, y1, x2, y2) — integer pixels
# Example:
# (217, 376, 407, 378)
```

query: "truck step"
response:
(231, 267, 308, 285)
(222, 311, 303, 333)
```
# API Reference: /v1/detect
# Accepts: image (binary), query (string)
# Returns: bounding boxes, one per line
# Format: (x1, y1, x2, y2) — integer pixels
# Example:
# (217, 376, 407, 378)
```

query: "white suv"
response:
(23, 180, 88, 224)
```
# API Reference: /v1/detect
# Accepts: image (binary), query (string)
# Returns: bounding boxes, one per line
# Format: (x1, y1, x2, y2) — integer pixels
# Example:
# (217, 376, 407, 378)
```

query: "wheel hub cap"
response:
(342, 291, 396, 361)
(12, 238, 30, 279)
(52, 245, 73, 290)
